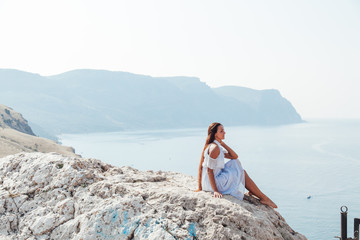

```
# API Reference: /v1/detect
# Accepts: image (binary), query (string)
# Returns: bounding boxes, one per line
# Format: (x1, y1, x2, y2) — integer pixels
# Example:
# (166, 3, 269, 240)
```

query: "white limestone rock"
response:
(0, 152, 307, 240)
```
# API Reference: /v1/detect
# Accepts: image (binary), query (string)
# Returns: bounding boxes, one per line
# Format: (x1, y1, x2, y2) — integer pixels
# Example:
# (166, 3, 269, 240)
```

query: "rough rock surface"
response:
(0, 152, 307, 240)
(0, 104, 34, 136)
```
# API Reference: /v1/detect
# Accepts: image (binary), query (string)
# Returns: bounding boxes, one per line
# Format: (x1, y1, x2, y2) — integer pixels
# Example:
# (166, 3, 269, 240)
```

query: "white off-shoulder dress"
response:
(201, 140, 246, 200)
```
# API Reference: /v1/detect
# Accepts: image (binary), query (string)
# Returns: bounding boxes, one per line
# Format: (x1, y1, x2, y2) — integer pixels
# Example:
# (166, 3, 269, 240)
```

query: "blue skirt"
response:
(202, 159, 246, 200)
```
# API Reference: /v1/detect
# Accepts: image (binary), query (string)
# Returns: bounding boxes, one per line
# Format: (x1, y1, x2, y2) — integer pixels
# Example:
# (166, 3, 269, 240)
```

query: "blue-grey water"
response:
(59, 119, 360, 240)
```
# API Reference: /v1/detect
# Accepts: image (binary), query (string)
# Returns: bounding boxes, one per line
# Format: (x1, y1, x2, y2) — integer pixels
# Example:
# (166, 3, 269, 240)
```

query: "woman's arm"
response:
(221, 141, 239, 159)
(195, 163, 202, 191)
(207, 144, 223, 198)
(207, 168, 223, 198)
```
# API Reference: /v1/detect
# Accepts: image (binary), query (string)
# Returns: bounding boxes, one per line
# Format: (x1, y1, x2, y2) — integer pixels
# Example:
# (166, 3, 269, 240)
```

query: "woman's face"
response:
(215, 125, 225, 140)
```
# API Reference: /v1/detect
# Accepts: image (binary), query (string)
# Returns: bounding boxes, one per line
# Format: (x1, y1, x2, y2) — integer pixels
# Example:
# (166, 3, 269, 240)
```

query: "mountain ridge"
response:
(0, 68, 304, 138)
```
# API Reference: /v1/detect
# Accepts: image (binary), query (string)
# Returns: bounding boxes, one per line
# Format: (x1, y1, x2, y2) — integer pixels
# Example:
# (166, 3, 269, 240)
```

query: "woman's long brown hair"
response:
(197, 122, 222, 190)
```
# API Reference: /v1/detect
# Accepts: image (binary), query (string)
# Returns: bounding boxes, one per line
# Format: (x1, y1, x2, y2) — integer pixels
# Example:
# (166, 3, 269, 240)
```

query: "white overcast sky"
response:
(1, 0, 359, 119)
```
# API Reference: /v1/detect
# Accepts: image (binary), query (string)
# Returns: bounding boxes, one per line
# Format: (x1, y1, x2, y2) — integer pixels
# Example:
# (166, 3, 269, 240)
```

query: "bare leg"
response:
(244, 170, 277, 208)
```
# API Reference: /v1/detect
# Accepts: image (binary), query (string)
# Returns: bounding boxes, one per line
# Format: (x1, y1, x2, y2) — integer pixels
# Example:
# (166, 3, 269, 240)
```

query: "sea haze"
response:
(59, 119, 360, 240)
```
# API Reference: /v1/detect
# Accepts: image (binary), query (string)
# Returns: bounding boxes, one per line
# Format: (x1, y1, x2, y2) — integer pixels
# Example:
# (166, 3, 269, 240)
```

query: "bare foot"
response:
(260, 197, 278, 208)
(246, 191, 277, 208)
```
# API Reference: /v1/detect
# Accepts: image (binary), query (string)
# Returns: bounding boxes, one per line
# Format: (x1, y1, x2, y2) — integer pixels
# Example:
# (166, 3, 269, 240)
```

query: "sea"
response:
(59, 119, 360, 240)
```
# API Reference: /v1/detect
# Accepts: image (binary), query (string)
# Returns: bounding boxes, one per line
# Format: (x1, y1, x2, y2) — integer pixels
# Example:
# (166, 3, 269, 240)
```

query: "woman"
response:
(195, 122, 277, 208)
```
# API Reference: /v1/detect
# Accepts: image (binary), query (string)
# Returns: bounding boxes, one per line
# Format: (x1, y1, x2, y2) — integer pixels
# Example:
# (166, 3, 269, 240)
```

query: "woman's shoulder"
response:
(208, 143, 220, 158)
(208, 142, 219, 150)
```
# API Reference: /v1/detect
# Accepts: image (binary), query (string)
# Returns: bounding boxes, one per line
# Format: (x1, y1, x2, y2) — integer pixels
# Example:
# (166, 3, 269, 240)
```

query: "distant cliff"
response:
(213, 86, 303, 125)
(0, 69, 304, 137)
(0, 104, 34, 135)
(0, 104, 77, 158)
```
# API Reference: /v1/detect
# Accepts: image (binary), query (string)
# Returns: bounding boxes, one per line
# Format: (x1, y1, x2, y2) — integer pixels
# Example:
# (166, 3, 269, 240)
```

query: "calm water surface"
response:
(59, 119, 360, 240)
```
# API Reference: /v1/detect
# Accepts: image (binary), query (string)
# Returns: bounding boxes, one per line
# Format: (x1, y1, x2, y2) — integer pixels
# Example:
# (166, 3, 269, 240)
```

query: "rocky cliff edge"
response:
(0, 104, 34, 136)
(0, 152, 307, 240)
(0, 104, 77, 158)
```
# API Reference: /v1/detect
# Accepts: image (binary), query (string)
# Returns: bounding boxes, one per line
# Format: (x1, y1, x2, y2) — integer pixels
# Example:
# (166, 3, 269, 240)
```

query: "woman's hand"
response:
(213, 191, 223, 198)
(220, 141, 239, 159)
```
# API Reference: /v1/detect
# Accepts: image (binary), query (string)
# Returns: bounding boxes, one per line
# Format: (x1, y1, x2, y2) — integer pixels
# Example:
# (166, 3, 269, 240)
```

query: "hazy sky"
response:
(1, 0, 359, 119)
